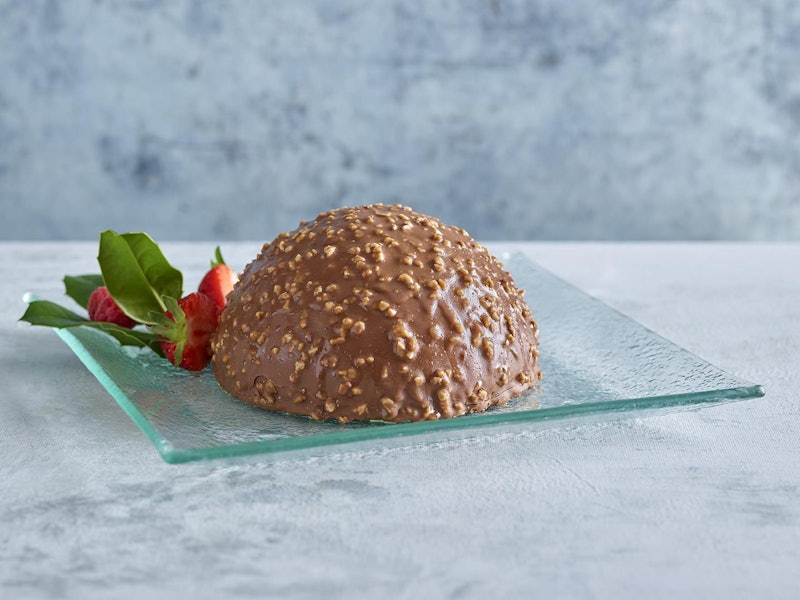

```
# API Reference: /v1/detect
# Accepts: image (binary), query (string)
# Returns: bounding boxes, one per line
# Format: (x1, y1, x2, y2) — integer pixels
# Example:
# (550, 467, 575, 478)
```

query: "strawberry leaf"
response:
(148, 311, 175, 327)
(149, 296, 186, 366)
(20, 299, 164, 355)
(63, 274, 105, 309)
(212, 246, 226, 268)
(98, 231, 183, 324)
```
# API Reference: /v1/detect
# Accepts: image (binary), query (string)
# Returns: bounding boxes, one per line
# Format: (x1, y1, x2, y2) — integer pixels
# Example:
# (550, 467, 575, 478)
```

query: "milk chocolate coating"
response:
(211, 204, 540, 423)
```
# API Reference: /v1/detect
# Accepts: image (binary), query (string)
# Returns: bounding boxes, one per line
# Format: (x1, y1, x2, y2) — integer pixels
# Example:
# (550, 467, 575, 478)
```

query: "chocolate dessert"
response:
(211, 204, 540, 422)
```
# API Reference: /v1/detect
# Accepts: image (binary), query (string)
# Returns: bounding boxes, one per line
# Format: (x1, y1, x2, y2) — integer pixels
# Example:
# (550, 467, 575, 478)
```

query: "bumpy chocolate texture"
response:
(211, 204, 540, 423)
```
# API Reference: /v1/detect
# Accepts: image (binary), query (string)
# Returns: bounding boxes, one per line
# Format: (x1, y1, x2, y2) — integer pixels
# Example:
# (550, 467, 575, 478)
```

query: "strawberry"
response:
(21, 231, 239, 370)
(87, 286, 137, 328)
(151, 293, 220, 371)
(198, 246, 238, 310)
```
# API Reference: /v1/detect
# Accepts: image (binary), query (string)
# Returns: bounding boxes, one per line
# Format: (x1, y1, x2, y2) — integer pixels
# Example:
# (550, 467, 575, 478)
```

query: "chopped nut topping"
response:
(392, 321, 412, 339)
(211, 203, 539, 424)
(393, 338, 407, 358)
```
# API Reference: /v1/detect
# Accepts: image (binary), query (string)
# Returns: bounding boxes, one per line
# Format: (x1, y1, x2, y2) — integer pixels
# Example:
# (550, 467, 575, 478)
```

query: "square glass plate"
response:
(40, 255, 764, 463)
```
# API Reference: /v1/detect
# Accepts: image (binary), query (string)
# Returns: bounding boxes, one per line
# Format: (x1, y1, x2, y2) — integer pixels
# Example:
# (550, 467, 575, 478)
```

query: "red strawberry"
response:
(87, 286, 137, 328)
(198, 247, 238, 310)
(151, 293, 220, 371)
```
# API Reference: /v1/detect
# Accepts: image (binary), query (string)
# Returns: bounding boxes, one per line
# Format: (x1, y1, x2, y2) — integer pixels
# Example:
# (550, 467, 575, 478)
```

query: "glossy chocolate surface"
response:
(211, 204, 540, 422)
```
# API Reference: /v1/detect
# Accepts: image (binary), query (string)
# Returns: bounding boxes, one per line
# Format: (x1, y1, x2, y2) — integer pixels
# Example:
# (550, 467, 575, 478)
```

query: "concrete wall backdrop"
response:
(1, 0, 799, 241)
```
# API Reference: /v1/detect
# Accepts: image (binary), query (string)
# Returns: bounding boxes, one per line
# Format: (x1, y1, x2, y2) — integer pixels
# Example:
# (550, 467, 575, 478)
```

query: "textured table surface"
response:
(2, 242, 798, 599)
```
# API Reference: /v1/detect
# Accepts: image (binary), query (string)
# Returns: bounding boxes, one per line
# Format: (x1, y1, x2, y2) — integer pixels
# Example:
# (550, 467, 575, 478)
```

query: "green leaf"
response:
(98, 231, 183, 324)
(147, 296, 184, 365)
(20, 299, 164, 355)
(20, 299, 91, 328)
(212, 246, 226, 267)
(63, 274, 105, 309)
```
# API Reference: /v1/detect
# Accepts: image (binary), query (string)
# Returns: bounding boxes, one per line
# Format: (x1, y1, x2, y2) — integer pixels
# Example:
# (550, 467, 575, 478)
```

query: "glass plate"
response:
(36, 255, 764, 463)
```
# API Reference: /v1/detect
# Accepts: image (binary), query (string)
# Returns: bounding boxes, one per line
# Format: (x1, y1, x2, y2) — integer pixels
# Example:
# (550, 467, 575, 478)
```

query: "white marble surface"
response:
(2, 242, 798, 599)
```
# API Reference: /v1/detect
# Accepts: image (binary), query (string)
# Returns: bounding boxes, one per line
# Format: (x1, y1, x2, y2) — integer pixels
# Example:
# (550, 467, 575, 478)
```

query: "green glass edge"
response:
(52, 327, 174, 457)
(163, 384, 765, 463)
(52, 324, 764, 464)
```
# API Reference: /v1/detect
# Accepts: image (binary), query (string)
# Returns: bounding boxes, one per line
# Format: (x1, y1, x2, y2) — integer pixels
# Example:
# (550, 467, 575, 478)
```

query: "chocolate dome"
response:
(211, 204, 540, 422)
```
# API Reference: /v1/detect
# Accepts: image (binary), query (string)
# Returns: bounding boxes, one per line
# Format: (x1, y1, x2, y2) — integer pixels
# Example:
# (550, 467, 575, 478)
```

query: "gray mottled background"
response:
(1, 0, 799, 241)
